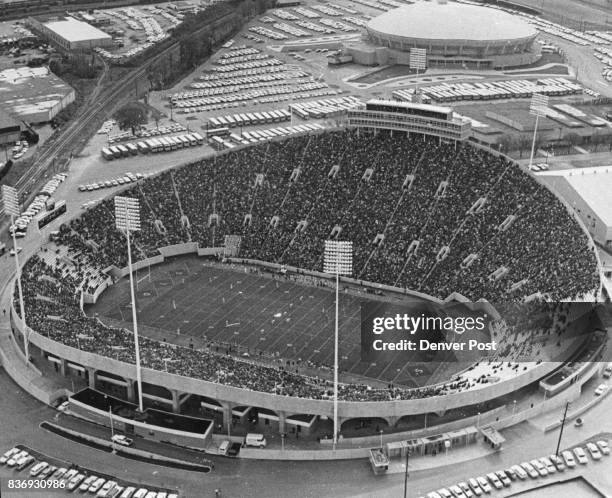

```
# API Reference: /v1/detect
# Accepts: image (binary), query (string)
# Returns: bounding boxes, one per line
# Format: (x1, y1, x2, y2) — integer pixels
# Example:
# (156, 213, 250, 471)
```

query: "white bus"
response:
(101, 147, 114, 160)
(211, 136, 225, 150)
(137, 141, 150, 154)
(192, 132, 204, 145)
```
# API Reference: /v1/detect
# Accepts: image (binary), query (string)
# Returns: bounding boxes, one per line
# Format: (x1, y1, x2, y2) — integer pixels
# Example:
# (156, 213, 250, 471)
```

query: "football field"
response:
(88, 255, 471, 388)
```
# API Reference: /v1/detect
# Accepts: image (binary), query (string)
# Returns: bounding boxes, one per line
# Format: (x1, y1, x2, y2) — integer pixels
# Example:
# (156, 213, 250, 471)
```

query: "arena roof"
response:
(367, 2, 536, 42)
(44, 17, 111, 43)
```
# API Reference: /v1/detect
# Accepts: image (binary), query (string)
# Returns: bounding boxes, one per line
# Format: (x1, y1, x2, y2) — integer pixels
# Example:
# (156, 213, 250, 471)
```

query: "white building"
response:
(541, 168, 612, 250)
(29, 16, 112, 52)
(0, 67, 75, 123)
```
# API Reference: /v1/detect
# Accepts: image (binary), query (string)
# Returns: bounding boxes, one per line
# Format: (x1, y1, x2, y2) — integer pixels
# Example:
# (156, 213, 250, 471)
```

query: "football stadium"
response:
(2, 0, 612, 494)
(10, 128, 605, 446)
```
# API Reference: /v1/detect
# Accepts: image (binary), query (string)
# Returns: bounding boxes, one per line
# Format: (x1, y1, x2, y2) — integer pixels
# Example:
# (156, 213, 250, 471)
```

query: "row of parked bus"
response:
(408, 78, 583, 104)
(207, 109, 291, 129)
(101, 133, 204, 160)
(209, 123, 324, 150)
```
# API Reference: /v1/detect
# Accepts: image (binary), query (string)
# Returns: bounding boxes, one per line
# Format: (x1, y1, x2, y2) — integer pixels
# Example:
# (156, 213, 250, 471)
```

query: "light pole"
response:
(477, 411, 481, 428)
(323, 240, 353, 451)
(2, 185, 28, 363)
(403, 448, 411, 498)
(379, 429, 383, 450)
(114, 196, 144, 413)
(409, 48, 427, 102)
(528, 93, 549, 170)
(555, 402, 570, 457)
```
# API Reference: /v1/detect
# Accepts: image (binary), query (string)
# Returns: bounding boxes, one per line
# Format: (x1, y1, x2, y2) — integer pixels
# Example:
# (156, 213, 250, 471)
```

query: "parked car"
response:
(594, 383, 608, 396)
(562, 450, 577, 468)
(120, 487, 137, 498)
(39, 465, 56, 479)
(549, 454, 566, 471)
(503, 468, 516, 481)
(476, 476, 492, 493)
(510, 464, 527, 480)
(0, 448, 20, 465)
(111, 435, 133, 447)
(80, 475, 98, 492)
(520, 462, 539, 478)
(448, 485, 466, 498)
(16, 455, 35, 470)
(29, 461, 48, 477)
(573, 447, 588, 464)
(7, 450, 28, 467)
(539, 457, 557, 474)
(90, 477, 106, 493)
(495, 470, 511, 487)
(120, 487, 136, 498)
(596, 440, 610, 455)
(467, 478, 483, 496)
(67, 473, 85, 491)
(586, 442, 602, 460)
(457, 482, 474, 498)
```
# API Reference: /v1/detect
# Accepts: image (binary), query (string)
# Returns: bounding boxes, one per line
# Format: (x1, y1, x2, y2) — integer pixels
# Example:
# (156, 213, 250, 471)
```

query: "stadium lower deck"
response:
(86, 255, 477, 388)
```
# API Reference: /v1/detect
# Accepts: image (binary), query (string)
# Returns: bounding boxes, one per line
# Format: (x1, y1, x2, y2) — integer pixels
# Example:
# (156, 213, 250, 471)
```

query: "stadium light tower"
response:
(323, 240, 352, 450)
(409, 48, 427, 102)
(2, 185, 28, 362)
(528, 93, 549, 170)
(114, 196, 144, 412)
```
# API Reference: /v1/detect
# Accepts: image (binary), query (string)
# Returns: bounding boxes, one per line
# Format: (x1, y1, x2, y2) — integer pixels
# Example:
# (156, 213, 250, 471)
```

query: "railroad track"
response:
(11, 41, 179, 201)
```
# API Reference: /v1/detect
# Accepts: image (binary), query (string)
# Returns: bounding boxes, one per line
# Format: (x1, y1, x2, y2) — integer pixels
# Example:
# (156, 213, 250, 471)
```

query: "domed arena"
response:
(365, 1, 540, 68)
(17, 130, 600, 401)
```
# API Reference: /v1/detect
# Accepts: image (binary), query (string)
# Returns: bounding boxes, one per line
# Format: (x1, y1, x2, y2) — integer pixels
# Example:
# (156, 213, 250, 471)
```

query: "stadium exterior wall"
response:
(13, 308, 561, 421)
(346, 44, 540, 69)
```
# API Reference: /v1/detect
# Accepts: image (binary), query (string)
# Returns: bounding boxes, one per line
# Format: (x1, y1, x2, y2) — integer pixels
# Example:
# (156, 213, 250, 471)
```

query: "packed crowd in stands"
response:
(16, 130, 600, 401)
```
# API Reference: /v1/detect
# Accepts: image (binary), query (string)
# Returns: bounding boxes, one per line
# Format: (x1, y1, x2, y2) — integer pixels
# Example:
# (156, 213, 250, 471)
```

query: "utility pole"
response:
(403, 449, 410, 498)
(555, 402, 570, 457)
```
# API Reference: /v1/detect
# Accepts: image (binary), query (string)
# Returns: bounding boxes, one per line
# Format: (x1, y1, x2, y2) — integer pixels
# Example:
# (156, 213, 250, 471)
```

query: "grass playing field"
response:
(87, 255, 476, 388)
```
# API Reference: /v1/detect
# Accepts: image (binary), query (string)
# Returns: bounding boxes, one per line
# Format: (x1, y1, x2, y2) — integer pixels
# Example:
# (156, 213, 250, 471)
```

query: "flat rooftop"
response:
(553, 168, 612, 226)
(0, 66, 74, 120)
(44, 17, 111, 43)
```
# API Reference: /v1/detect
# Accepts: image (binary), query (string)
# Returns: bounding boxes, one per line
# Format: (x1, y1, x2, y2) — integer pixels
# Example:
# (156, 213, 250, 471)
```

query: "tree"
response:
(114, 102, 148, 135)
(497, 135, 515, 155)
(563, 132, 581, 155)
(516, 134, 531, 158)
(150, 107, 164, 129)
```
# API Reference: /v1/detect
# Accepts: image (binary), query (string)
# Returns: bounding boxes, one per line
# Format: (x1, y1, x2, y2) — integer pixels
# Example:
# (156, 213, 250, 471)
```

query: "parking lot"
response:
(418, 439, 611, 498)
(0, 444, 179, 498)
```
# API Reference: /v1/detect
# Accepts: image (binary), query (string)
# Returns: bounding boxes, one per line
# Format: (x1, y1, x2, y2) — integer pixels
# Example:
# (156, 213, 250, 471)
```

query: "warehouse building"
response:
(0, 109, 22, 146)
(543, 168, 612, 250)
(27, 16, 112, 52)
(0, 66, 75, 123)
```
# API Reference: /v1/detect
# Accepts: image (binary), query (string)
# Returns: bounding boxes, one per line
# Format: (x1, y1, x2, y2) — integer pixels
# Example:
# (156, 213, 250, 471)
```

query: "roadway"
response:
(1, 363, 612, 498)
